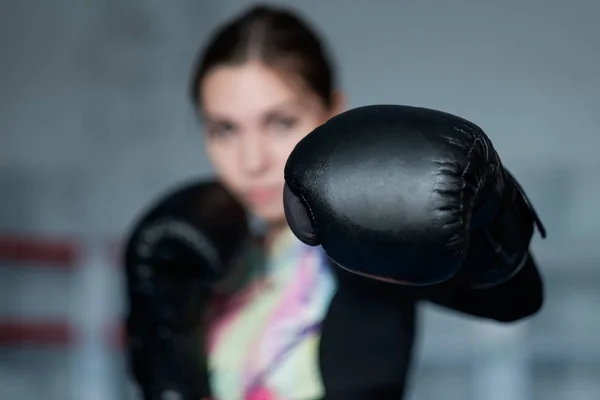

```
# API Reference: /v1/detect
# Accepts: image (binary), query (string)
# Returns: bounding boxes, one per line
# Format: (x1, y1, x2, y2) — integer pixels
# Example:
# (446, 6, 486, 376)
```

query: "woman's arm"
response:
(417, 253, 543, 322)
(283, 105, 547, 325)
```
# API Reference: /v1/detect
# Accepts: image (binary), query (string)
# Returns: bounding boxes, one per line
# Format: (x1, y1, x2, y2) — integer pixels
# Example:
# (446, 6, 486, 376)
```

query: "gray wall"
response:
(0, 0, 598, 399)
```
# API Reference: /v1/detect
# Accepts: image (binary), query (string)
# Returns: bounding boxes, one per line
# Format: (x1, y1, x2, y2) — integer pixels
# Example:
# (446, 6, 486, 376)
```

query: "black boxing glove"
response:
(283, 105, 546, 287)
(124, 180, 248, 400)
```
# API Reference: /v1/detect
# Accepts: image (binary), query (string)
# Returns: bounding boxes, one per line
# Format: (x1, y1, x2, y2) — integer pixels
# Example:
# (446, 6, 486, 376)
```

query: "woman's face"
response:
(200, 62, 341, 224)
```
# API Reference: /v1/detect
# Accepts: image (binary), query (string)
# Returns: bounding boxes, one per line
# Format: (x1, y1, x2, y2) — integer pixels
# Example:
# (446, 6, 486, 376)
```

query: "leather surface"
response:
(463, 170, 546, 288)
(284, 105, 502, 285)
(124, 180, 248, 400)
(282, 105, 546, 398)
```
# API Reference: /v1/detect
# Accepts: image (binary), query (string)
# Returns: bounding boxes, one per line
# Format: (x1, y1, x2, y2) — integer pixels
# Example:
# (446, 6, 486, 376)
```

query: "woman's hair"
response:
(190, 4, 336, 108)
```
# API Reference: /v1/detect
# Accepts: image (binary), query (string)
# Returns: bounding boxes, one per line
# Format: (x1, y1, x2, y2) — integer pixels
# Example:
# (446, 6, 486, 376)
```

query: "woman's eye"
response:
(270, 117, 297, 133)
(208, 123, 236, 139)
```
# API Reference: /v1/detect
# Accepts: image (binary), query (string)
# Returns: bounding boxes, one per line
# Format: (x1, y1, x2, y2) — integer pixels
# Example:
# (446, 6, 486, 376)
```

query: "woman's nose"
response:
(240, 133, 268, 175)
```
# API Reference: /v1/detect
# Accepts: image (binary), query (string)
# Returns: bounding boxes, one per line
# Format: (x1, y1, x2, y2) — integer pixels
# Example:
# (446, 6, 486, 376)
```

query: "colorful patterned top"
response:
(205, 228, 336, 400)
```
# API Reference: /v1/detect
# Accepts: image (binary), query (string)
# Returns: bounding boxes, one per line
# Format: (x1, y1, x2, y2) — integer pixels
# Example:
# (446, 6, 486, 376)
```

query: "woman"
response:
(191, 6, 344, 399)
(182, 4, 542, 400)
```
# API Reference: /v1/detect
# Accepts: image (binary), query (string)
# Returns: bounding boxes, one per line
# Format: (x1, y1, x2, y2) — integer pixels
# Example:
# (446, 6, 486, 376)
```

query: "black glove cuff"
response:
(463, 170, 546, 289)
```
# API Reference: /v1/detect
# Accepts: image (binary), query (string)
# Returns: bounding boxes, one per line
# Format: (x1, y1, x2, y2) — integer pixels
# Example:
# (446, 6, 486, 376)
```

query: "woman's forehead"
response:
(200, 63, 315, 118)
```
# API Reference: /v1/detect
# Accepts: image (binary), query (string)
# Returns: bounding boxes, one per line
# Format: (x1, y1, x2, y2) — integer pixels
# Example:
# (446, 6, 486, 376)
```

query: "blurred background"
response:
(0, 0, 598, 399)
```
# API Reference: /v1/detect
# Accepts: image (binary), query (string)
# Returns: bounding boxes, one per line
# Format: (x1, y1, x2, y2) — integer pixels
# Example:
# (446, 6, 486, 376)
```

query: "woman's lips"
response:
(246, 187, 280, 206)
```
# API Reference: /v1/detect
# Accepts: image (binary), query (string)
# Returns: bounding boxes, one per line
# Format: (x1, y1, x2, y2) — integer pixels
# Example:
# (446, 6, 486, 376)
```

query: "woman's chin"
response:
(250, 202, 287, 226)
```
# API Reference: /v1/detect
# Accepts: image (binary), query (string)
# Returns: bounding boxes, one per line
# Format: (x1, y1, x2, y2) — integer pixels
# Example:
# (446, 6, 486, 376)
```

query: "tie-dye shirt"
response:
(205, 229, 336, 400)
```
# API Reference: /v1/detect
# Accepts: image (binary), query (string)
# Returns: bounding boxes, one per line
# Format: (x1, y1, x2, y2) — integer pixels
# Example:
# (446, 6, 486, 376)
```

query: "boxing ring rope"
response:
(0, 233, 79, 266)
(0, 320, 75, 346)
(0, 233, 79, 347)
(1, 232, 596, 399)
(0, 232, 541, 400)
(0, 232, 123, 400)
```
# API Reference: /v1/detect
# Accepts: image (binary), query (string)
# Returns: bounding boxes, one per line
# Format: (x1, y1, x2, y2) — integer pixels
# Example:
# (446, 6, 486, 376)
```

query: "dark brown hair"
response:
(189, 4, 336, 108)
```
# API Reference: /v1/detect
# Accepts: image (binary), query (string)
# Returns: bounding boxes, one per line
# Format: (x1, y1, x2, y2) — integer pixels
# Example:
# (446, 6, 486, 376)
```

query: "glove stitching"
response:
(455, 127, 484, 259)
